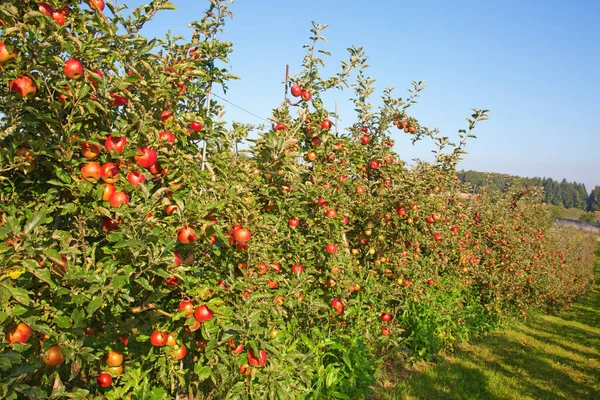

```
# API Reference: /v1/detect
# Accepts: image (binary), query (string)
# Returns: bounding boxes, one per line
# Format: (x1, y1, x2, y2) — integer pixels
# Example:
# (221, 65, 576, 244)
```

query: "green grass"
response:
(375, 253, 600, 400)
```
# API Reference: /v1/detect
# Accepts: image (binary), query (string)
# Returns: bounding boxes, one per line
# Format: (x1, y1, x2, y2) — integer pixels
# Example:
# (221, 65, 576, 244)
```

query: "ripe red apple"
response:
(104, 135, 127, 154)
(360, 135, 370, 145)
(160, 110, 173, 123)
(427, 216, 435, 224)
(6, 322, 32, 344)
(194, 305, 213, 323)
(102, 217, 119, 232)
(159, 131, 175, 143)
(0, 43, 16, 64)
(381, 313, 391, 322)
(89, 0, 105, 12)
(134, 147, 157, 169)
(325, 243, 338, 254)
(369, 160, 380, 169)
(189, 122, 203, 131)
(81, 162, 101, 182)
(102, 184, 116, 201)
(109, 93, 127, 106)
(171, 344, 187, 360)
(10, 76, 36, 99)
(325, 209, 337, 219)
(165, 204, 179, 215)
(274, 123, 286, 132)
(179, 300, 194, 316)
(307, 152, 317, 161)
(97, 372, 112, 388)
(382, 327, 390, 336)
(290, 84, 302, 97)
(177, 226, 197, 244)
(52, 11, 66, 26)
(39, 2, 53, 16)
(108, 191, 129, 208)
(427, 278, 434, 285)
(100, 162, 119, 184)
(233, 227, 251, 243)
(403, 279, 411, 287)
(433, 233, 442, 242)
(321, 119, 332, 130)
(81, 142, 101, 159)
(396, 207, 407, 216)
(42, 345, 65, 366)
(149, 331, 168, 347)
(301, 90, 312, 101)
(127, 171, 146, 186)
(288, 217, 299, 227)
(291, 264, 304, 275)
(247, 349, 267, 367)
(310, 137, 322, 147)
(63, 59, 84, 80)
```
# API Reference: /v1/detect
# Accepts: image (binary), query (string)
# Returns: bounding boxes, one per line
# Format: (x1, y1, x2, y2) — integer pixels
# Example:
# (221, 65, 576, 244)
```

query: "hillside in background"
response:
(457, 170, 600, 217)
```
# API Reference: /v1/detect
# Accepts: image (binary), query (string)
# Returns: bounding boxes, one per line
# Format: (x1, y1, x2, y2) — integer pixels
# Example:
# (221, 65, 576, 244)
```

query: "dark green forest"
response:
(457, 170, 600, 212)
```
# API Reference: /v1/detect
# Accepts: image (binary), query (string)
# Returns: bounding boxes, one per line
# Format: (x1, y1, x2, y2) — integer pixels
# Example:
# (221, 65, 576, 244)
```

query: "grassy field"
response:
(376, 249, 600, 400)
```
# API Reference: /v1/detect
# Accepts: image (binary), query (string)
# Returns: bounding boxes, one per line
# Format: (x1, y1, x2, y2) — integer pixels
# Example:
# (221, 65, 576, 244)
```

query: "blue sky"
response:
(125, 0, 599, 192)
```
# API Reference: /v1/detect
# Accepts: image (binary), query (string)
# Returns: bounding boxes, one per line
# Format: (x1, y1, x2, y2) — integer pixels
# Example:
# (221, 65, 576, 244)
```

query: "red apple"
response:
(325, 243, 338, 254)
(0, 43, 16, 64)
(135, 147, 157, 169)
(360, 135, 370, 145)
(288, 217, 299, 227)
(381, 313, 391, 322)
(97, 372, 112, 388)
(81, 162, 101, 182)
(81, 142, 101, 159)
(165, 204, 179, 215)
(89, 0, 105, 12)
(301, 90, 312, 101)
(291, 264, 304, 275)
(6, 322, 32, 344)
(159, 131, 175, 143)
(100, 162, 119, 184)
(109, 93, 127, 107)
(178, 226, 197, 244)
(369, 160, 380, 169)
(427, 278, 434, 285)
(127, 171, 146, 186)
(10, 76, 36, 99)
(194, 305, 213, 323)
(179, 300, 193, 316)
(382, 327, 390, 336)
(321, 119, 332, 130)
(150, 331, 168, 347)
(38, 2, 54, 16)
(233, 227, 251, 243)
(108, 191, 129, 208)
(189, 122, 203, 131)
(63, 59, 84, 80)
(160, 110, 173, 123)
(52, 11, 66, 26)
(290, 84, 302, 97)
(102, 184, 116, 201)
(102, 217, 119, 232)
(325, 209, 337, 219)
(247, 349, 267, 367)
(104, 135, 127, 154)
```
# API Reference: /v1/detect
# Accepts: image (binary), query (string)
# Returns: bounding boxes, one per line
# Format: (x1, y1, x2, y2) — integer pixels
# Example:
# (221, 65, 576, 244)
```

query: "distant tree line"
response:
(457, 170, 600, 212)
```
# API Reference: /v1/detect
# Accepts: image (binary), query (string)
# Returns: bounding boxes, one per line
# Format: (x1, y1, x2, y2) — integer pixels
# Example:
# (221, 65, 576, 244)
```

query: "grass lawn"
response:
(375, 251, 600, 400)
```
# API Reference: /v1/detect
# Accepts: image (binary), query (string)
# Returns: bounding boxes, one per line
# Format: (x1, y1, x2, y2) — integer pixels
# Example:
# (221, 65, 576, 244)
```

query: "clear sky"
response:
(124, 0, 599, 192)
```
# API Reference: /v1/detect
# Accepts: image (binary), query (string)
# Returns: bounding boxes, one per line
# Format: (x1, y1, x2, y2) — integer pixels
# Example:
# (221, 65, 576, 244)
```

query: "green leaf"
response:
(5, 286, 31, 306)
(54, 315, 72, 329)
(55, 168, 72, 184)
(24, 208, 46, 234)
(86, 296, 104, 316)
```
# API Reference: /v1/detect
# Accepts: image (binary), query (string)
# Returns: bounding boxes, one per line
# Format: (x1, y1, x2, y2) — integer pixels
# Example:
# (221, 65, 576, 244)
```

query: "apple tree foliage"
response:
(0, 1, 597, 399)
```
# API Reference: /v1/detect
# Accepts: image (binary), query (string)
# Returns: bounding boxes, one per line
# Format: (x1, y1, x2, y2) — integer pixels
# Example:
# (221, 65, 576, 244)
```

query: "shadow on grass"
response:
(375, 262, 600, 400)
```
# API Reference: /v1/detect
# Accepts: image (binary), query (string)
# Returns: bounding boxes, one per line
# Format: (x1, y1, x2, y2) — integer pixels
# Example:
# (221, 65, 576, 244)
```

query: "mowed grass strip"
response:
(376, 253, 600, 400)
